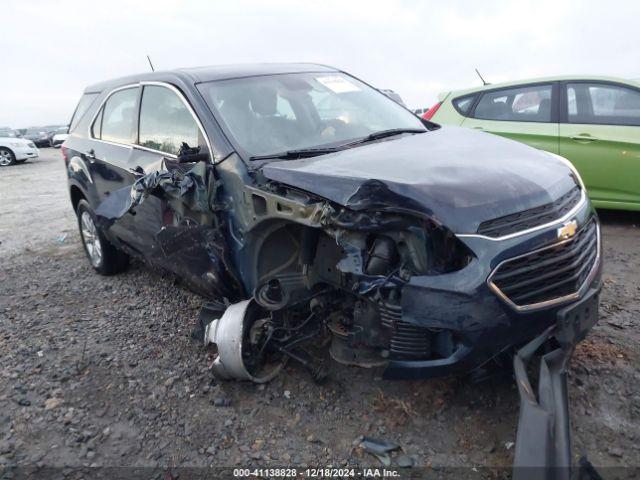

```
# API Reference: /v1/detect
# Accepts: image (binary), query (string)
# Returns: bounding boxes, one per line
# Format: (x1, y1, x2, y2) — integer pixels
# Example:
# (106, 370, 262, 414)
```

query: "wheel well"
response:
(0, 146, 15, 157)
(70, 185, 86, 212)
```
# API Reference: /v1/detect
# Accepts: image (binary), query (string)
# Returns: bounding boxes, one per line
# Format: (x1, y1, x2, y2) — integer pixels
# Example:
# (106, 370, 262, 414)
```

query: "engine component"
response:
(365, 235, 398, 276)
(380, 301, 434, 360)
(204, 299, 286, 383)
(254, 278, 289, 310)
(328, 318, 387, 368)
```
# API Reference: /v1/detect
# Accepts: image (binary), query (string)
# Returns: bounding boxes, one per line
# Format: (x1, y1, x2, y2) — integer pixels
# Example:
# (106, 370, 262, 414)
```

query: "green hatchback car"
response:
(426, 76, 640, 210)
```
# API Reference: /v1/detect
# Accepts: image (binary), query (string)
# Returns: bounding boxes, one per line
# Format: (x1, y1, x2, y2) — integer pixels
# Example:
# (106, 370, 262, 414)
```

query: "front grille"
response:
(380, 303, 431, 359)
(478, 186, 582, 238)
(490, 218, 598, 308)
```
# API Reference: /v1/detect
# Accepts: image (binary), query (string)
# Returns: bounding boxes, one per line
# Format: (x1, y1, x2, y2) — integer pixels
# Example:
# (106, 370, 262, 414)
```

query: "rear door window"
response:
(94, 88, 138, 144)
(138, 85, 200, 155)
(566, 82, 640, 126)
(474, 84, 553, 122)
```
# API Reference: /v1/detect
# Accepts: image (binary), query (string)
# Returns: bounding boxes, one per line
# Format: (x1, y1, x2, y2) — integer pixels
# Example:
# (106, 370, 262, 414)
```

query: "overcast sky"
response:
(2, 0, 638, 127)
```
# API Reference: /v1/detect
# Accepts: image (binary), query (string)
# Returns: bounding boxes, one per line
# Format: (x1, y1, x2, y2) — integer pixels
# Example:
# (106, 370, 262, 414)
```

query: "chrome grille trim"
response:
(477, 186, 582, 238)
(458, 188, 587, 242)
(487, 219, 601, 312)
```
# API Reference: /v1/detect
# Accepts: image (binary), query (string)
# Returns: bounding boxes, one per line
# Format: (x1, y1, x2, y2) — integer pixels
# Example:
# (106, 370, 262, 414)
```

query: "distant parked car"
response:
(0, 136, 39, 166)
(378, 89, 405, 106)
(413, 107, 429, 116)
(23, 127, 51, 147)
(425, 76, 640, 211)
(50, 125, 69, 147)
(0, 128, 19, 138)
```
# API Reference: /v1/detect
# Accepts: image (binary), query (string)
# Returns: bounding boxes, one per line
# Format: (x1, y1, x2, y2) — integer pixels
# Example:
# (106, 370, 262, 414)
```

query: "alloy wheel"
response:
(0, 150, 13, 166)
(80, 211, 103, 267)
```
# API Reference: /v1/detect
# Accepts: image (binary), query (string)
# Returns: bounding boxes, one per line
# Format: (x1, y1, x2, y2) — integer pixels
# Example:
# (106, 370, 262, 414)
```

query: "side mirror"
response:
(177, 152, 209, 163)
(176, 142, 209, 163)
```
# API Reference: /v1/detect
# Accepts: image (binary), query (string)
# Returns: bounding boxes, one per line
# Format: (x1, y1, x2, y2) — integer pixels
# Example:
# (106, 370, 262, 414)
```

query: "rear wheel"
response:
(76, 199, 129, 275)
(0, 147, 15, 167)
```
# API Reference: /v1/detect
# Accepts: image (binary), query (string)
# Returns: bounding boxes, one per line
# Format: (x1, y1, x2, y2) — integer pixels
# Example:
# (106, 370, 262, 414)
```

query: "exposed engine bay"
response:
(198, 179, 475, 383)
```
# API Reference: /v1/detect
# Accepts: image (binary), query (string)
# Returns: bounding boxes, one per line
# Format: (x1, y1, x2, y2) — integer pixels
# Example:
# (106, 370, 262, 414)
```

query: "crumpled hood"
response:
(262, 126, 577, 234)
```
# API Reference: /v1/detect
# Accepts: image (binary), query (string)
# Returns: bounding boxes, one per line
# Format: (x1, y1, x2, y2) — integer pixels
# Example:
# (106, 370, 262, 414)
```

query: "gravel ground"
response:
(1, 150, 639, 475)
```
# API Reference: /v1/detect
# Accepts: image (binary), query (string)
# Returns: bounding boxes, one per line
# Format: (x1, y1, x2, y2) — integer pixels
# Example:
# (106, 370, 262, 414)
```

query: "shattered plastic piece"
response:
(396, 454, 414, 468)
(513, 287, 600, 479)
(212, 397, 231, 407)
(360, 437, 401, 466)
(513, 326, 572, 480)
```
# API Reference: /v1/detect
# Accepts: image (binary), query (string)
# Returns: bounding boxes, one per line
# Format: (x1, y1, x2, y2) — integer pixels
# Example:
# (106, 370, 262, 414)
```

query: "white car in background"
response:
(0, 136, 39, 166)
(50, 125, 69, 147)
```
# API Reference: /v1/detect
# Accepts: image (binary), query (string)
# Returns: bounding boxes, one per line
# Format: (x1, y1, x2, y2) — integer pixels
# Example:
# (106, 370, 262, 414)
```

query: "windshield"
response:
(0, 130, 16, 138)
(198, 72, 425, 158)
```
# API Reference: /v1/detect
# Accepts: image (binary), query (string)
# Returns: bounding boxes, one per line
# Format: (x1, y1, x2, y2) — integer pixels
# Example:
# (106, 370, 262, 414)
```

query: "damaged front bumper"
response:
(382, 204, 601, 380)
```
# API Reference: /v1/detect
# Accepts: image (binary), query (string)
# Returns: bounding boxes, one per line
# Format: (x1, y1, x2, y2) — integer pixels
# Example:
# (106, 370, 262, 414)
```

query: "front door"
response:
(559, 81, 640, 208)
(128, 83, 232, 297)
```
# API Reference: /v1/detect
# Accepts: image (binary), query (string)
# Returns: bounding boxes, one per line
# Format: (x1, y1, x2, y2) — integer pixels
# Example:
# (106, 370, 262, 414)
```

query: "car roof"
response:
(443, 75, 640, 98)
(84, 63, 339, 93)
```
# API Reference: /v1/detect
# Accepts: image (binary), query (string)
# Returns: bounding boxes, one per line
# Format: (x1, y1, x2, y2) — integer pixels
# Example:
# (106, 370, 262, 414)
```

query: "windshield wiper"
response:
(249, 128, 427, 161)
(250, 146, 343, 161)
(348, 128, 427, 146)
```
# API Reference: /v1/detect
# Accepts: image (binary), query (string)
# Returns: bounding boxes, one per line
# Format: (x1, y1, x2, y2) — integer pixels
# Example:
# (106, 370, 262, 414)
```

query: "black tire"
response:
(76, 199, 129, 275)
(0, 147, 16, 167)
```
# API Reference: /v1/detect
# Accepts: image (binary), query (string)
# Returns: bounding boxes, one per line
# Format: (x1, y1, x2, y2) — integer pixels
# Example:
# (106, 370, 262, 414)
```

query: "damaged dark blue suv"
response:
(63, 64, 602, 388)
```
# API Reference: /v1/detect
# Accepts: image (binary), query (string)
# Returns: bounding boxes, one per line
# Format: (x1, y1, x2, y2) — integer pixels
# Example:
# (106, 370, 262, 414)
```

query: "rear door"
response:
(559, 81, 640, 207)
(462, 83, 560, 153)
(87, 85, 141, 246)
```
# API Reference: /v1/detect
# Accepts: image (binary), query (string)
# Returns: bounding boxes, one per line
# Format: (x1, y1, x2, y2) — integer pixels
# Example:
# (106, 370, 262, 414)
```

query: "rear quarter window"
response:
(452, 95, 477, 116)
(69, 93, 99, 132)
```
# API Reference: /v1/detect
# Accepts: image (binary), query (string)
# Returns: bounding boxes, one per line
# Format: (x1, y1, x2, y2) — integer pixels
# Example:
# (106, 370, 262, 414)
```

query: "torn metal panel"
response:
(94, 158, 244, 300)
(95, 158, 219, 228)
(153, 225, 245, 300)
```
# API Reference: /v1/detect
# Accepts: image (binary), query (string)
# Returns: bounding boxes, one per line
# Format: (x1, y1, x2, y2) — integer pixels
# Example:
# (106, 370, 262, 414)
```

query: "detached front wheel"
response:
(76, 199, 128, 275)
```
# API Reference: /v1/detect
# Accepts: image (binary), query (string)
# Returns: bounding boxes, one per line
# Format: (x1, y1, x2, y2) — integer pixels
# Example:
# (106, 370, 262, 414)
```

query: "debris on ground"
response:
(360, 437, 401, 466)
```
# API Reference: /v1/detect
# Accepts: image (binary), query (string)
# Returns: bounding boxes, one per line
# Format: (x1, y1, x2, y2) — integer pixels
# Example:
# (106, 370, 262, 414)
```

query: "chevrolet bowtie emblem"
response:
(557, 220, 578, 240)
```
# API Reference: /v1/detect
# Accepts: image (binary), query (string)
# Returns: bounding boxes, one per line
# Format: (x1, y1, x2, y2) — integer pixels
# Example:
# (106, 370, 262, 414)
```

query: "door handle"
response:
(570, 135, 598, 142)
(473, 126, 485, 131)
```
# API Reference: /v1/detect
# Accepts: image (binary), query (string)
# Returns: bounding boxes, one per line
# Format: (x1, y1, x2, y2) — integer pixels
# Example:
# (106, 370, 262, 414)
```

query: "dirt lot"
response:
(1, 149, 639, 475)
